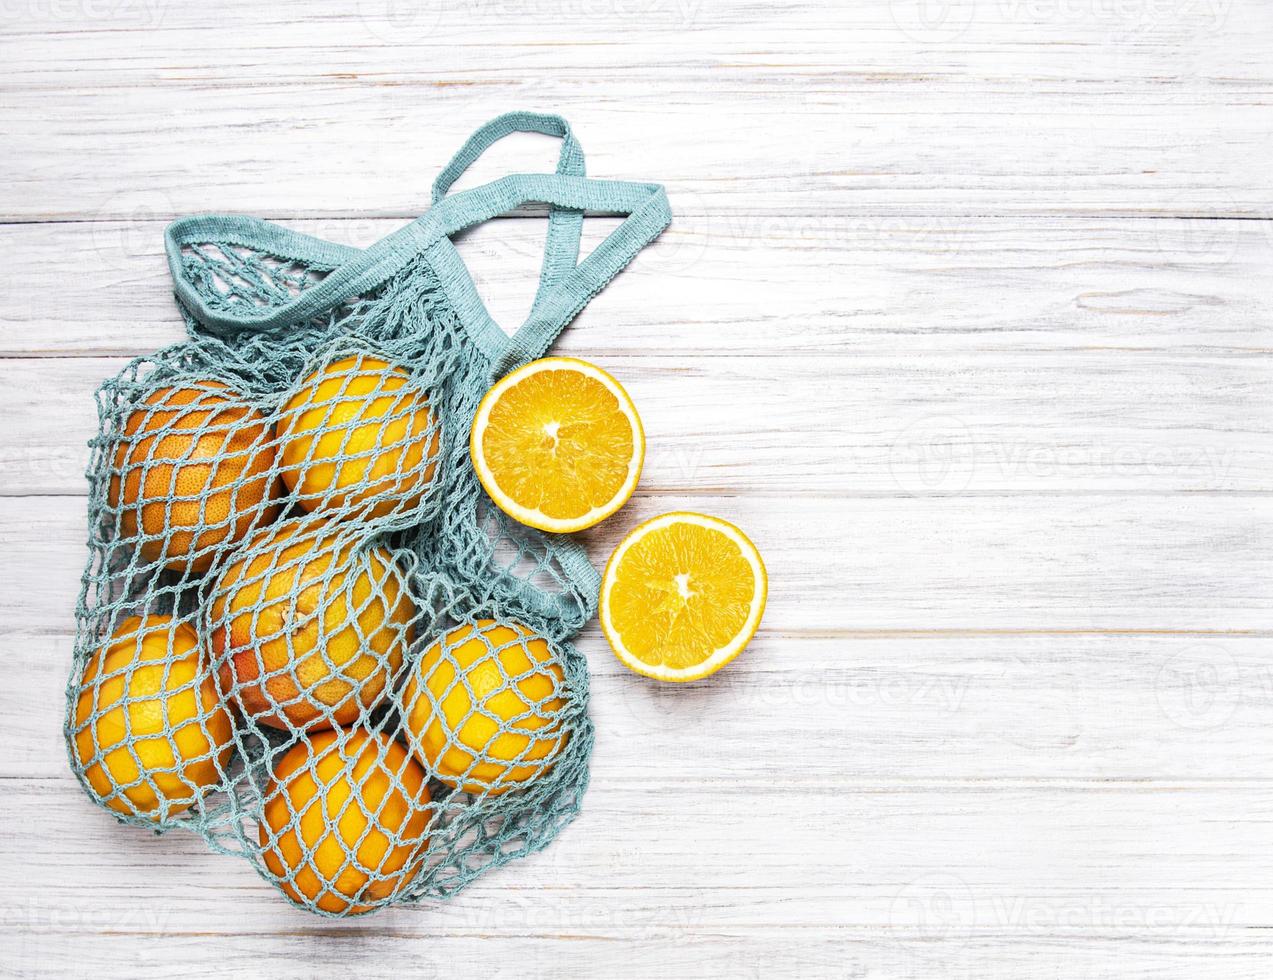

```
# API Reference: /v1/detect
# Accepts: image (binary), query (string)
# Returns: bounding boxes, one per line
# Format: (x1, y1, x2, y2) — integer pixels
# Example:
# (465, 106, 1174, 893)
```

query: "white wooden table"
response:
(3, 1, 1272, 976)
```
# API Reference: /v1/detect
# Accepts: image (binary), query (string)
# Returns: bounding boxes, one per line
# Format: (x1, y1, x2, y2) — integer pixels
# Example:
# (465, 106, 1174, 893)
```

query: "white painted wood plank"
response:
(1, 3, 1271, 218)
(14, 630, 1273, 784)
(5, 90, 1269, 219)
(6, 779, 1273, 950)
(5, 0, 1264, 77)
(5, 215, 1271, 358)
(4, 493, 1270, 638)
(9, 775, 1273, 922)
(11, 931, 1273, 980)
(4, 0, 1264, 82)
(4, 349, 1266, 497)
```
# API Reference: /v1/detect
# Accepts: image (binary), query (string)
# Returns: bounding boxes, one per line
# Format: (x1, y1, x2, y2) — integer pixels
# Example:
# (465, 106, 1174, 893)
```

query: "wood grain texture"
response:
(2, 0, 1272, 976)
(7, 350, 1270, 496)
(11, 216, 1273, 358)
(2, 1, 1272, 218)
(5, 493, 1271, 634)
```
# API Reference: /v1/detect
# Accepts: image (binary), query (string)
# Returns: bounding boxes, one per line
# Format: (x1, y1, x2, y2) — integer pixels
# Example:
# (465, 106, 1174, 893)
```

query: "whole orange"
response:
(110, 380, 280, 573)
(207, 517, 414, 732)
(278, 356, 441, 521)
(259, 728, 432, 915)
(400, 620, 568, 795)
(70, 614, 234, 820)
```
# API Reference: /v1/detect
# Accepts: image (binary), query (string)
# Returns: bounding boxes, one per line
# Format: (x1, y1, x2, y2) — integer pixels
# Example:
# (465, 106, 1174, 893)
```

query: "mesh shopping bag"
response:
(63, 112, 672, 915)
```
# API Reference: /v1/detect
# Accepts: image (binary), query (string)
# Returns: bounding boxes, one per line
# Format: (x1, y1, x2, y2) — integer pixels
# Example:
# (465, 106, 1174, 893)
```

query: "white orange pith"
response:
(600, 512, 767, 682)
(470, 357, 644, 533)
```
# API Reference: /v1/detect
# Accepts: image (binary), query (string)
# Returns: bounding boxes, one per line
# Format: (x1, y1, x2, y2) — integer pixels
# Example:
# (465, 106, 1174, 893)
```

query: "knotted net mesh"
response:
(64, 236, 599, 916)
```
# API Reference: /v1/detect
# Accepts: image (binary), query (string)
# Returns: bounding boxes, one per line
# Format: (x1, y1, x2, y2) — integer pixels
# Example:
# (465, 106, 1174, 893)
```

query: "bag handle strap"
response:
(424, 173, 671, 375)
(165, 174, 669, 342)
(432, 112, 585, 201)
(432, 112, 585, 318)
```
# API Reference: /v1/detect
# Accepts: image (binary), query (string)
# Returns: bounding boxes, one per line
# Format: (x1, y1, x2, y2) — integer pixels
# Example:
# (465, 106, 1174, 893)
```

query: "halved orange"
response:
(600, 512, 767, 682)
(470, 357, 644, 533)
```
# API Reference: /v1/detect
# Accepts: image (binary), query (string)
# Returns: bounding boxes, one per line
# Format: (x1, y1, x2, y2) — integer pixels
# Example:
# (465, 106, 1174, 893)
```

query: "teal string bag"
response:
(63, 112, 671, 915)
